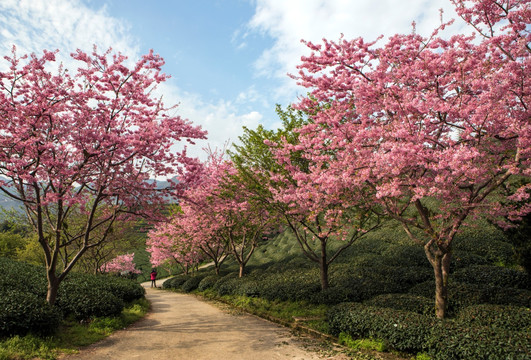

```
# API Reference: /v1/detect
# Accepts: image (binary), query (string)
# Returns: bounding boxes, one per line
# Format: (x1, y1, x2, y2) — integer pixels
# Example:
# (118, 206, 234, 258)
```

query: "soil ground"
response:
(61, 280, 350, 360)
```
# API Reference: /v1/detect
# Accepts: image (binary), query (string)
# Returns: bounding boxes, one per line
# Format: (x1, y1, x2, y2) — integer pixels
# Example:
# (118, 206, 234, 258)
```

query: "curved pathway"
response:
(62, 281, 344, 360)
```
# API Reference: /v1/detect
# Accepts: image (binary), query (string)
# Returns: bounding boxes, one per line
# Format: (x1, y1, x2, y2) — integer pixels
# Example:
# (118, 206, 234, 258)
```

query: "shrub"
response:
(426, 321, 531, 360)
(197, 275, 220, 291)
(486, 286, 531, 307)
(162, 274, 191, 289)
(453, 265, 529, 289)
(327, 302, 433, 353)
(0, 289, 62, 337)
(453, 227, 514, 265)
(364, 294, 434, 316)
(57, 284, 124, 320)
(181, 274, 207, 293)
(451, 250, 490, 270)
(455, 304, 531, 331)
(0, 257, 47, 297)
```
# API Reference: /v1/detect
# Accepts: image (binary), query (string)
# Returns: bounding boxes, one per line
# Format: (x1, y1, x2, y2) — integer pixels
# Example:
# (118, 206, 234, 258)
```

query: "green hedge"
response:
(0, 257, 145, 330)
(0, 289, 62, 337)
(181, 274, 208, 292)
(426, 321, 531, 359)
(162, 274, 191, 289)
(363, 294, 434, 316)
(328, 302, 531, 358)
(327, 302, 432, 352)
(456, 304, 531, 331)
(57, 285, 124, 320)
(453, 265, 529, 289)
(197, 275, 220, 291)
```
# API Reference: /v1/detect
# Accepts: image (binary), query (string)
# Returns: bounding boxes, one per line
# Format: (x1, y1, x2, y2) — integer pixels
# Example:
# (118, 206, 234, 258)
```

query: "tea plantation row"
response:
(0, 257, 145, 337)
(163, 224, 531, 359)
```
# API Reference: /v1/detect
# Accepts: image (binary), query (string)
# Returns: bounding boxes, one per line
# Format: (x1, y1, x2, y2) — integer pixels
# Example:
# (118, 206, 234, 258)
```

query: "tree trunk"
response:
(319, 241, 329, 290)
(431, 252, 451, 319)
(239, 263, 245, 278)
(46, 275, 60, 306)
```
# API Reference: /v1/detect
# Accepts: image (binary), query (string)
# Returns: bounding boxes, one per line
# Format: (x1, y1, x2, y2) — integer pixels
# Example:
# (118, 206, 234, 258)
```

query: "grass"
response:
(0, 298, 149, 360)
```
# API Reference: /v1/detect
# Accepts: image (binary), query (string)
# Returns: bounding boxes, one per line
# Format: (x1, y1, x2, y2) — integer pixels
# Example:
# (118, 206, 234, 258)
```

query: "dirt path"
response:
(62, 280, 346, 360)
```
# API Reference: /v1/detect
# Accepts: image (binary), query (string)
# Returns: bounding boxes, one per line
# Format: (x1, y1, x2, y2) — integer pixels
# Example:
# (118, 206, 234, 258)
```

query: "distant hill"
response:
(0, 177, 178, 214)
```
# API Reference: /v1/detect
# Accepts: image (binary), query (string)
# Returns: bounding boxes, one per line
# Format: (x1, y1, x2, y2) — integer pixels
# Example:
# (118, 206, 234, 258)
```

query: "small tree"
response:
(100, 253, 141, 275)
(0, 47, 206, 305)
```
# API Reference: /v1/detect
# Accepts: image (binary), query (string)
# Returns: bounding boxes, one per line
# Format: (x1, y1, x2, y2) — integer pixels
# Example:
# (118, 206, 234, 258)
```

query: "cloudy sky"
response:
(0, 0, 467, 159)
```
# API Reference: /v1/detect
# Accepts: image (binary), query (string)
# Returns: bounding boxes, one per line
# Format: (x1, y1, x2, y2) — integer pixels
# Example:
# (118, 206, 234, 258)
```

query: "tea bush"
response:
(455, 304, 531, 331)
(0, 289, 62, 337)
(197, 275, 220, 291)
(0, 257, 145, 331)
(181, 274, 208, 292)
(327, 302, 433, 353)
(162, 274, 191, 289)
(57, 286, 124, 320)
(453, 265, 529, 289)
(425, 321, 531, 359)
(328, 302, 531, 358)
(363, 294, 434, 316)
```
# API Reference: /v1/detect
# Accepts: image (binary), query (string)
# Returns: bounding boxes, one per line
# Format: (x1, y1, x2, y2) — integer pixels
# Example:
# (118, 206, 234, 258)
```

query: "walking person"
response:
(150, 268, 158, 288)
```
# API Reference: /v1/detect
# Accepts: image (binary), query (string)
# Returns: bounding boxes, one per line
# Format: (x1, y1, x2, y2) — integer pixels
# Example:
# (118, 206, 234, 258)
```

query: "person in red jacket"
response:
(150, 269, 158, 288)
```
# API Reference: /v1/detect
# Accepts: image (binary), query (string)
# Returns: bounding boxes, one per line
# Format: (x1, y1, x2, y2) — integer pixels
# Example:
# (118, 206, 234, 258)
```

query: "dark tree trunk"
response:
(319, 241, 329, 290)
(430, 251, 451, 319)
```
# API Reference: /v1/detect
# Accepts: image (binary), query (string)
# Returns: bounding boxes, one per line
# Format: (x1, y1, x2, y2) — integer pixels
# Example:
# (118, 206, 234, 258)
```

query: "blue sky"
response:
(0, 0, 467, 160)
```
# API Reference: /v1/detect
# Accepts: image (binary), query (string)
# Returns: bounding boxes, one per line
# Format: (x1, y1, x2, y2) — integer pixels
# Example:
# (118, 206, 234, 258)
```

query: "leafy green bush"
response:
(455, 304, 531, 331)
(426, 321, 531, 360)
(0, 257, 46, 297)
(0, 289, 62, 337)
(453, 265, 529, 289)
(453, 226, 514, 265)
(364, 294, 434, 316)
(327, 302, 433, 353)
(162, 274, 191, 289)
(212, 274, 241, 296)
(197, 275, 220, 291)
(181, 274, 208, 292)
(57, 284, 124, 320)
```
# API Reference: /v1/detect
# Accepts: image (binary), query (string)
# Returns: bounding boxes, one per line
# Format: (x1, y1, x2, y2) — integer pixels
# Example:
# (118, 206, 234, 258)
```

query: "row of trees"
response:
(147, 0, 530, 319)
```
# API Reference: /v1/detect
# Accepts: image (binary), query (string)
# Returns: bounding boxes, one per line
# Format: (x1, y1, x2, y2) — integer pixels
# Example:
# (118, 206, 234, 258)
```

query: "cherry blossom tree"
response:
(147, 219, 204, 275)
(291, 0, 530, 318)
(232, 107, 381, 290)
(100, 253, 141, 275)
(0, 47, 206, 305)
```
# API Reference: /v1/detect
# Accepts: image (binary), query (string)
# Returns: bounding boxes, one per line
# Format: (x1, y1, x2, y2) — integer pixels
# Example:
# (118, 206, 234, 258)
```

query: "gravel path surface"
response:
(61, 280, 346, 360)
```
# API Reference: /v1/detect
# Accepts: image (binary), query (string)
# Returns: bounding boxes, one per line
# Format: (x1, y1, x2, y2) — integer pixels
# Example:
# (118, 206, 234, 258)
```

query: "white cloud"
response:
(246, 0, 469, 104)
(0, 0, 255, 163)
(0, 0, 139, 61)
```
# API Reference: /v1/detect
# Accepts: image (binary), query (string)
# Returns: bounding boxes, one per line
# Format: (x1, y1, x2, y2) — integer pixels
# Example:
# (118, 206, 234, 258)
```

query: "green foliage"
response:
(425, 321, 531, 360)
(453, 264, 529, 289)
(327, 303, 433, 353)
(329, 302, 531, 359)
(181, 274, 208, 292)
(197, 275, 220, 291)
(0, 298, 149, 360)
(0, 290, 62, 337)
(0, 257, 144, 329)
(363, 294, 434, 316)
(453, 224, 514, 265)
(455, 304, 531, 331)
(57, 287, 124, 320)
(162, 274, 191, 289)
(338, 332, 387, 352)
